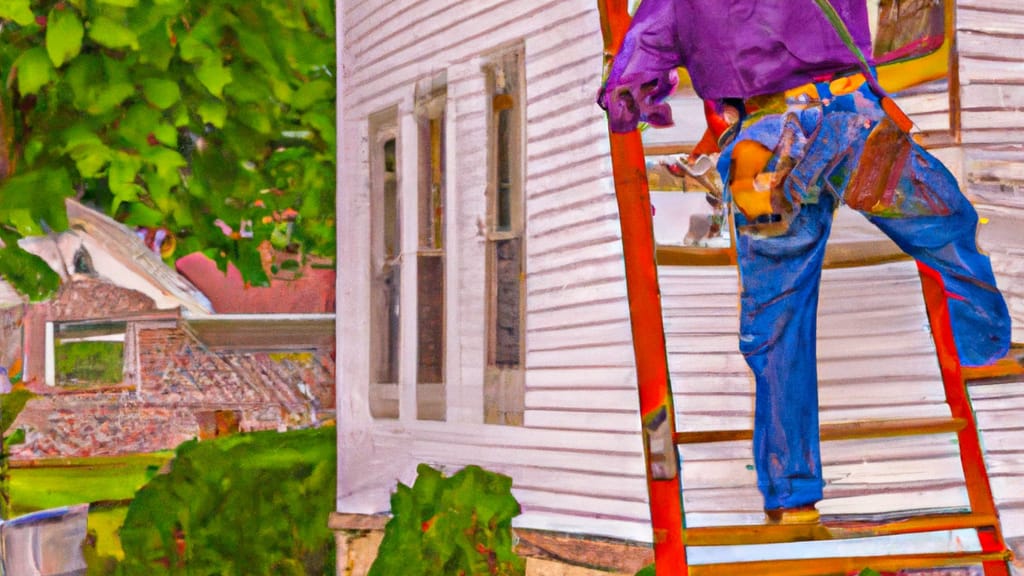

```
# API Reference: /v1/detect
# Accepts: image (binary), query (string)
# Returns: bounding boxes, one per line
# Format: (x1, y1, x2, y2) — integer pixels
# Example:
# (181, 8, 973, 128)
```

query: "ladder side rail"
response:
(917, 262, 1011, 576)
(596, 0, 687, 573)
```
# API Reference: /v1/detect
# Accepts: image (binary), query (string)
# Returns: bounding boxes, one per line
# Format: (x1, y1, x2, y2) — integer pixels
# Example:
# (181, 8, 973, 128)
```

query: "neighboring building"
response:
(2, 199, 335, 459)
(335, 0, 1024, 567)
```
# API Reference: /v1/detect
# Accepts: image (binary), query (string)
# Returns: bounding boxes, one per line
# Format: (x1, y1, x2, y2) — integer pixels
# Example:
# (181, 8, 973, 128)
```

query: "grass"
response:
(8, 452, 174, 558)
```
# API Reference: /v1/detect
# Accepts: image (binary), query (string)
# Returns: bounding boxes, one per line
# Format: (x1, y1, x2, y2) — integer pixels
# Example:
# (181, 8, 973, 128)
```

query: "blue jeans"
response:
(719, 84, 1011, 510)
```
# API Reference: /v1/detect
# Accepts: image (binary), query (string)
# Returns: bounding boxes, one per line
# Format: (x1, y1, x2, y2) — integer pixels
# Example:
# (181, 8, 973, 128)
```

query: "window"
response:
(872, 0, 945, 65)
(47, 320, 127, 387)
(870, 0, 952, 95)
(484, 50, 525, 426)
(369, 109, 400, 419)
(415, 76, 447, 422)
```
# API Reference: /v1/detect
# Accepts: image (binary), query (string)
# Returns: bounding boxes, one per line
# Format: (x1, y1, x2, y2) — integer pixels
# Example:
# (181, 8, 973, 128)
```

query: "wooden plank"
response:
(686, 551, 1008, 576)
(959, 57, 1024, 86)
(674, 417, 966, 445)
(683, 512, 999, 547)
(525, 366, 637, 389)
(958, 6, 1024, 34)
(528, 299, 629, 331)
(529, 343, 636, 369)
(512, 511, 652, 543)
(528, 238, 625, 277)
(527, 258, 628, 295)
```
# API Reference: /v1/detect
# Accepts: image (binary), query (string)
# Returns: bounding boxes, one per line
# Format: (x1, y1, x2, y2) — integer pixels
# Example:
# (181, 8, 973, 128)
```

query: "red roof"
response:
(175, 252, 335, 314)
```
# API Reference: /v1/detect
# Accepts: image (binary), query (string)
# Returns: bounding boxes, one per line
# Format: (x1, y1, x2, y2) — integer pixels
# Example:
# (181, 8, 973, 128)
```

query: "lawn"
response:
(8, 452, 174, 558)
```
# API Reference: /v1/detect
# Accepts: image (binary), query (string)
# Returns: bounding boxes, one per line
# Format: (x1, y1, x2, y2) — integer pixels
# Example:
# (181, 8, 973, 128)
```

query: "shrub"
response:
(109, 426, 336, 575)
(369, 463, 525, 576)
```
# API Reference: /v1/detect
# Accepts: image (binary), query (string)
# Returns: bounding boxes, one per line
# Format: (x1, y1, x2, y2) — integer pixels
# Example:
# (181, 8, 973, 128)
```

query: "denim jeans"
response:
(718, 83, 1011, 510)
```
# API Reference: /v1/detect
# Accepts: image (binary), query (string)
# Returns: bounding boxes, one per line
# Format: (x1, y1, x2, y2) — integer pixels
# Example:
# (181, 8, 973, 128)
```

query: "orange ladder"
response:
(597, 1, 1013, 574)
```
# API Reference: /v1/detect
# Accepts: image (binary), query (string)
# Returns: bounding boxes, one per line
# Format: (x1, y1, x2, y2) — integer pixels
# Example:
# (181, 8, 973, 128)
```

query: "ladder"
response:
(596, 1, 1014, 574)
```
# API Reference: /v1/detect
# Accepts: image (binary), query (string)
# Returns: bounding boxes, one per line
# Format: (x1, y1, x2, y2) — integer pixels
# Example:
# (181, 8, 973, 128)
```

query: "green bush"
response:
(106, 426, 336, 575)
(369, 463, 525, 576)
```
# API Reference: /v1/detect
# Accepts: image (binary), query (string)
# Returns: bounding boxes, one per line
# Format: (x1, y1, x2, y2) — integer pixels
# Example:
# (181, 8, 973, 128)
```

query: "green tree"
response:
(0, 0, 336, 299)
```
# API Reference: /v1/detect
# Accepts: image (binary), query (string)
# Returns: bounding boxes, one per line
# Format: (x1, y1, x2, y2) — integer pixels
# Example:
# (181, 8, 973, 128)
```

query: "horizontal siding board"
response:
(527, 319, 632, 352)
(959, 56, 1024, 86)
(528, 299, 630, 331)
(529, 238, 625, 276)
(512, 511, 651, 543)
(347, 3, 592, 114)
(962, 84, 1024, 127)
(523, 410, 641, 432)
(526, 367, 637, 389)
(526, 388, 638, 411)
(527, 286, 628, 315)
(958, 6, 1024, 35)
(527, 259, 626, 294)
(528, 343, 636, 368)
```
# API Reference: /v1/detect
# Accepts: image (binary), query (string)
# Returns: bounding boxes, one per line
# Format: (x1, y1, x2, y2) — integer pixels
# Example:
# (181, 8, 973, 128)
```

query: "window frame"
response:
(483, 47, 527, 426)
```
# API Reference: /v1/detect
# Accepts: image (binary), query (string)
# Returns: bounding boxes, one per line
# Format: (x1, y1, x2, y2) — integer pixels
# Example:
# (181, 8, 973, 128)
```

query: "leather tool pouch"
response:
(843, 107, 950, 217)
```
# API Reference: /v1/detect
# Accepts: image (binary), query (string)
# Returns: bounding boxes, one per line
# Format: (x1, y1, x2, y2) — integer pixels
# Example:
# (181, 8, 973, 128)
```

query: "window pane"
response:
(492, 238, 522, 367)
(417, 253, 445, 421)
(55, 340, 124, 385)
(383, 139, 399, 260)
(419, 116, 445, 250)
(873, 0, 945, 64)
(370, 126, 399, 419)
(496, 108, 513, 232)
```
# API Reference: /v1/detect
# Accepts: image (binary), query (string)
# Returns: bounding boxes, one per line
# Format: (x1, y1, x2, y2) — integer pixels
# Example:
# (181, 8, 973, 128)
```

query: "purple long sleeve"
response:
(599, 0, 875, 133)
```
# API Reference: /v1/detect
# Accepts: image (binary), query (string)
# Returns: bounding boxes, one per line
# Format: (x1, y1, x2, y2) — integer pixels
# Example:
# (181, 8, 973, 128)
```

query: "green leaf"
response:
(142, 146, 186, 179)
(96, 0, 138, 6)
(66, 54, 136, 115)
(124, 202, 164, 227)
(178, 35, 212, 62)
(118, 104, 162, 149)
(304, 0, 335, 36)
(88, 16, 140, 51)
(0, 240, 61, 302)
(46, 8, 84, 67)
(137, 24, 175, 70)
(198, 100, 227, 128)
(292, 80, 333, 111)
(108, 152, 143, 201)
(142, 78, 181, 109)
(1, 388, 36, 434)
(13, 47, 57, 96)
(69, 142, 112, 177)
(152, 123, 177, 147)
(3, 427, 26, 449)
(0, 0, 34, 26)
(236, 243, 269, 287)
(302, 109, 336, 149)
(0, 168, 72, 234)
(196, 58, 232, 98)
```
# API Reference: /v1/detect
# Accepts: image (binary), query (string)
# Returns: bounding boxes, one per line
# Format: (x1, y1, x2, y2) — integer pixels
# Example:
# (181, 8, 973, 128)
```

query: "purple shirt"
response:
(600, 0, 874, 132)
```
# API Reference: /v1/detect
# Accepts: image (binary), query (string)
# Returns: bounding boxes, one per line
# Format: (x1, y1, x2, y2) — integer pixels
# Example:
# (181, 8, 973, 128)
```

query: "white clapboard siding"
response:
(969, 380, 1024, 561)
(660, 259, 979, 527)
(340, 0, 1024, 552)
(339, 0, 648, 543)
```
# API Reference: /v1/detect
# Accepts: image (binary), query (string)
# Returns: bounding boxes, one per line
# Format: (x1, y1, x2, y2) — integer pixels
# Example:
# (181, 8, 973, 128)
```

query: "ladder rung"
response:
(687, 550, 1010, 576)
(684, 512, 999, 547)
(674, 417, 967, 445)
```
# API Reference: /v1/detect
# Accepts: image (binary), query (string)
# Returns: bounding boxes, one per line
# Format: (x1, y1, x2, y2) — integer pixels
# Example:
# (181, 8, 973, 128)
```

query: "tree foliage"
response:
(107, 427, 336, 574)
(0, 0, 335, 296)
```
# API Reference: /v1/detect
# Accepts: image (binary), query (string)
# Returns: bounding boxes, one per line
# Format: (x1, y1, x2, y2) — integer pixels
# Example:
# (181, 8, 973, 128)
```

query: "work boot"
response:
(765, 505, 821, 525)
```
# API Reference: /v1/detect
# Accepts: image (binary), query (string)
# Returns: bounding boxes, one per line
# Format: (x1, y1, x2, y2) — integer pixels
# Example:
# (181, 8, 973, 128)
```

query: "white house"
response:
(335, 0, 1024, 570)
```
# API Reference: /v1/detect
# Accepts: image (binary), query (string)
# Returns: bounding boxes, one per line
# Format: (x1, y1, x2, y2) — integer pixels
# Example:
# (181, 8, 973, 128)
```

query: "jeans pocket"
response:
(844, 115, 952, 217)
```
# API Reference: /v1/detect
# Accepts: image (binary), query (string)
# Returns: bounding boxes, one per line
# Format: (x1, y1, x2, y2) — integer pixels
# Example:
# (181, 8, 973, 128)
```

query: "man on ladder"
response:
(598, 0, 1012, 525)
